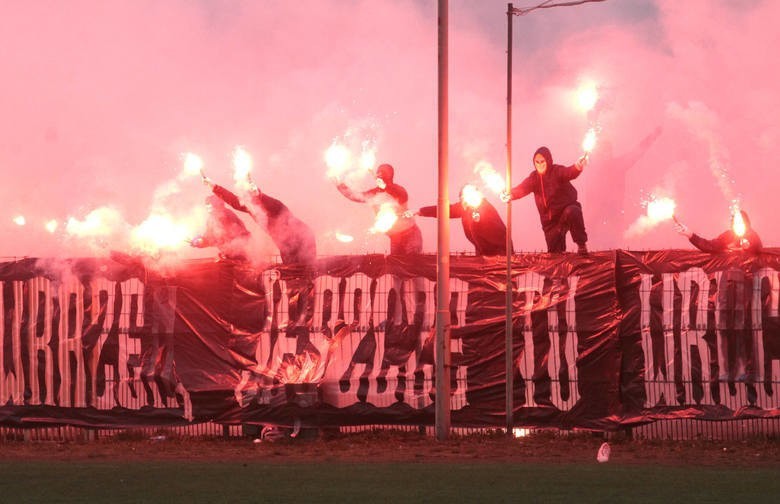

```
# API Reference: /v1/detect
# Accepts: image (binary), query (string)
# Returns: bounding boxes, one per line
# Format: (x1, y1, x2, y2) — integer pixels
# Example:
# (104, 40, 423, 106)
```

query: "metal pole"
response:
(505, 2, 514, 436)
(435, 0, 451, 441)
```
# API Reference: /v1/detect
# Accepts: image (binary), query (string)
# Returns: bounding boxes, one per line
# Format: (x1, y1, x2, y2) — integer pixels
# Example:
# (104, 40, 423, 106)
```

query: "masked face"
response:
(534, 153, 548, 175)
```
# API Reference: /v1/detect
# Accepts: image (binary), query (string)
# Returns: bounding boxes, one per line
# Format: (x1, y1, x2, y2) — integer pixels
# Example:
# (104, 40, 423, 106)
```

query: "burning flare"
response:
(182, 152, 204, 178)
(130, 213, 192, 255)
(371, 203, 398, 234)
(732, 208, 746, 237)
(581, 128, 598, 155)
(325, 142, 352, 180)
(335, 232, 354, 243)
(461, 184, 484, 209)
(646, 196, 676, 223)
(474, 160, 505, 195)
(45, 220, 58, 233)
(576, 81, 599, 113)
(232, 146, 254, 190)
(12, 215, 26, 226)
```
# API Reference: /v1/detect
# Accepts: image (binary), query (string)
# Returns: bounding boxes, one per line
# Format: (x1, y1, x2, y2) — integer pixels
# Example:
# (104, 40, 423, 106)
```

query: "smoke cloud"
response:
(1, 0, 777, 260)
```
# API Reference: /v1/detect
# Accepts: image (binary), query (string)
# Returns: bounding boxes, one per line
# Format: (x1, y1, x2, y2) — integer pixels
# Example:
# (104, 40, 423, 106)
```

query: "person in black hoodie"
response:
(675, 208, 762, 405)
(502, 146, 589, 254)
(335, 163, 422, 255)
(415, 184, 511, 256)
(674, 209, 762, 253)
(190, 194, 252, 261)
(202, 173, 317, 267)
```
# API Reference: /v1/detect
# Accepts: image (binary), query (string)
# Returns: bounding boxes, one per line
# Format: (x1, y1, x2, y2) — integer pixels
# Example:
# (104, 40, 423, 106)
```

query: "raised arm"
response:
(212, 185, 252, 215)
(336, 183, 376, 203)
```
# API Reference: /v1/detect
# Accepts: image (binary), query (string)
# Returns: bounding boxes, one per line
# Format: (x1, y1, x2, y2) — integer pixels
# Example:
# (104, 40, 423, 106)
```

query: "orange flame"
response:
(182, 152, 204, 178)
(232, 146, 253, 190)
(646, 196, 676, 223)
(277, 352, 324, 384)
(461, 184, 484, 209)
(130, 213, 192, 255)
(576, 81, 599, 113)
(582, 128, 598, 153)
(732, 210, 746, 237)
(335, 232, 354, 243)
(371, 203, 398, 234)
(325, 142, 352, 179)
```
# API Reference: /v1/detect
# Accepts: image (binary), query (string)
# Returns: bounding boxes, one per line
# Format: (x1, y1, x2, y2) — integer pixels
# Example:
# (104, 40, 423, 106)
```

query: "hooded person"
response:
(190, 194, 252, 261)
(335, 163, 422, 255)
(335, 163, 424, 385)
(416, 184, 511, 256)
(502, 146, 589, 254)
(675, 208, 762, 405)
(202, 174, 317, 267)
(675, 209, 763, 254)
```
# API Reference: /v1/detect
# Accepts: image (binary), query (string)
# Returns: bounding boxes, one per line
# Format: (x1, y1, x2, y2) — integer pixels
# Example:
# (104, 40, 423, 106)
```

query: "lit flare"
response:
(13, 215, 26, 226)
(646, 196, 676, 223)
(325, 142, 352, 180)
(576, 81, 599, 113)
(582, 128, 598, 155)
(370, 203, 398, 234)
(130, 213, 192, 255)
(182, 152, 204, 178)
(732, 209, 746, 237)
(335, 232, 354, 243)
(461, 184, 484, 209)
(232, 146, 253, 190)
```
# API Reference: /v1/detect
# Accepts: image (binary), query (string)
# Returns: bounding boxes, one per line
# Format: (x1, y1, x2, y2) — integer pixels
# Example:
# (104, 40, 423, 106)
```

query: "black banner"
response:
(1, 251, 779, 430)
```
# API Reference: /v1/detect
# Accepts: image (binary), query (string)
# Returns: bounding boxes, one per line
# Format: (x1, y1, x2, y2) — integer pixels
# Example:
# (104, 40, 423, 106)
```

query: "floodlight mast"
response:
(435, 0, 451, 441)
(505, 2, 514, 437)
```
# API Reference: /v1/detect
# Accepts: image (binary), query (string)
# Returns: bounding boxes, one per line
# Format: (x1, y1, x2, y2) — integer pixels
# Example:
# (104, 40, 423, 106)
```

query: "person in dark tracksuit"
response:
(335, 163, 423, 400)
(502, 146, 589, 254)
(335, 163, 422, 255)
(675, 209, 762, 254)
(190, 194, 251, 261)
(675, 209, 762, 405)
(415, 184, 511, 256)
(203, 175, 317, 267)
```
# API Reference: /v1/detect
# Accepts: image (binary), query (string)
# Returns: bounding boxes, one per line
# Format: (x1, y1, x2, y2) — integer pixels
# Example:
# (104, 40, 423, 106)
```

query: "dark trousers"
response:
(543, 203, 587, 253)
(389, 225, 423, 255)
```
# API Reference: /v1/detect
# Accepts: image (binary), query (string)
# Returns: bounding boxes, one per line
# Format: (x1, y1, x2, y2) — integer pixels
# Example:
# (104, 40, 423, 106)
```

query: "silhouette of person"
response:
(334, 163, 422, 255)
(502, 146, 589, 254)
(585, 127, 662, 238)
(415, 184, 511, 256)
(190, 194, 251, 261)
(202, 173, 317, 267)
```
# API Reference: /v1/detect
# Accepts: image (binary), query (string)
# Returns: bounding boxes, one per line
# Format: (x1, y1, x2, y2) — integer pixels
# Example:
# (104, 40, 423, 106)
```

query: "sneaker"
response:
(577, 243, 589, 255)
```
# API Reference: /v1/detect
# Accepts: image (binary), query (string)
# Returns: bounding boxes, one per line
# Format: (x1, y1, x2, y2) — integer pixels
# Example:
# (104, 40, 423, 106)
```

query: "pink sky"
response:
(1, 0, 778, 260)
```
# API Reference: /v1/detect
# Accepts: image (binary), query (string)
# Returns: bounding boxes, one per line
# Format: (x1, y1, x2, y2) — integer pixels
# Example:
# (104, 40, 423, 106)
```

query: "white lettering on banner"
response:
(514, 272, 580, 407)
(0, 277, 193, 420)
(638, 268, 778, 408)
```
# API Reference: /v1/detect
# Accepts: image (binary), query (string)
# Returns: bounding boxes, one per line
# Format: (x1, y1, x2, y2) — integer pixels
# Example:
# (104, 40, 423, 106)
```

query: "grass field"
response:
(2, 428, 779, 503)
(1, 460, 779, 503)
